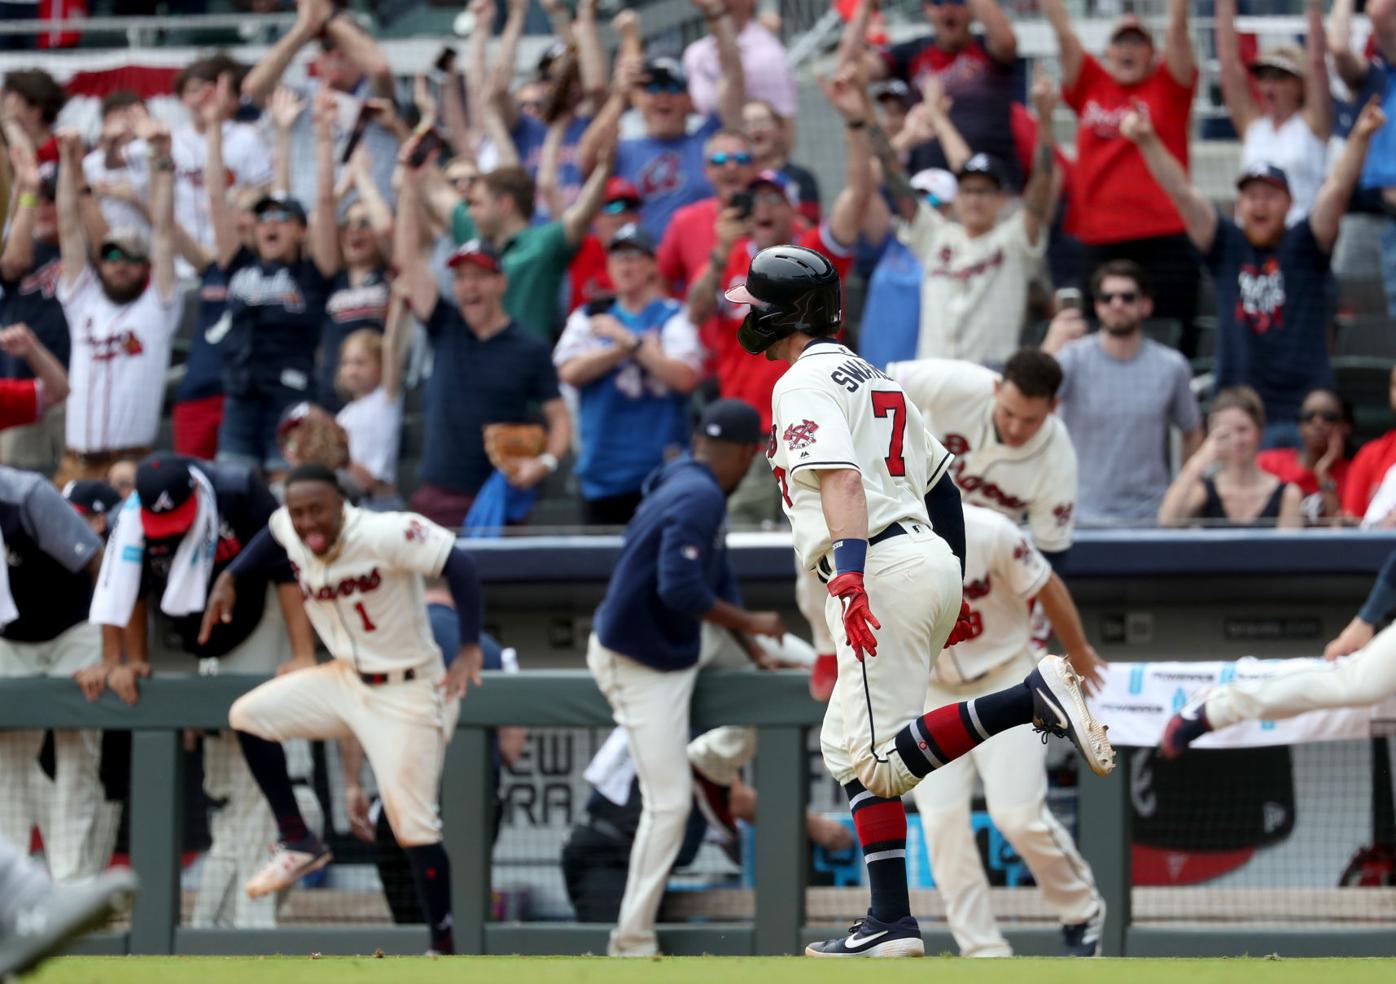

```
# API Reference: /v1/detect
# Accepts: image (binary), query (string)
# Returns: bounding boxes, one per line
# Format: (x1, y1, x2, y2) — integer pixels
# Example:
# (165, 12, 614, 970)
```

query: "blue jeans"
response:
(217, 389, 301, 473)
(1380, 218, 1396, 320)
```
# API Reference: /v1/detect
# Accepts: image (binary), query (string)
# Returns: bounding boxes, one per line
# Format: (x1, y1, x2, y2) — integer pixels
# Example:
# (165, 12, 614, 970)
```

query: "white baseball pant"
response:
(1206, 622, 1396, 730)
(0, 621, 105, 882)
(586, 634, 698, 957)
(910, 654, 1099, 957)
(821, 527, 962, 798)
(230, 659, 456, 848)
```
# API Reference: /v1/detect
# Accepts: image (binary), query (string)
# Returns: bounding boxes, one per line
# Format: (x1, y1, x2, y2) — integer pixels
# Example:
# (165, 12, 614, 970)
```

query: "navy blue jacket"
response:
(594, 457, 740, 671)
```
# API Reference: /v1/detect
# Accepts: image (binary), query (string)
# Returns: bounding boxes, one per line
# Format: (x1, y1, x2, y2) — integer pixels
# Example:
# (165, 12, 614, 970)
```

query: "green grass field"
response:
(22, 956, 1396, 984)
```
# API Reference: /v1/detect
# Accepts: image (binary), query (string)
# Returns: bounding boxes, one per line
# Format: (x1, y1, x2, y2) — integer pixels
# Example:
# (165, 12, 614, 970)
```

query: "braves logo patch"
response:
(405, 519, 429, 543)
(1053, 503, 1074, 529)
(783, 419, 819, 450)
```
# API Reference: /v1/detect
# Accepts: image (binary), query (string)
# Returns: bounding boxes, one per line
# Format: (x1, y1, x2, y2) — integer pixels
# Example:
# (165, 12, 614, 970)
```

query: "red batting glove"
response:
(945, 600, 975, 647)
(827, 572, 881, 661)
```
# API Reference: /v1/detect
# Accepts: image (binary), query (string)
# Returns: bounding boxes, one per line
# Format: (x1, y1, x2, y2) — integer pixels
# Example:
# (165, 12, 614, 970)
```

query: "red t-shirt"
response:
(0, 379, 40, 431)
(1062, 55, 1197, 245)
(1256, 448, 1350, 499)
(1343, 431, 1396, 518)
(657, 197, 720, 297)
(567, 234, 613, 313)
(701, 224, 854, 433)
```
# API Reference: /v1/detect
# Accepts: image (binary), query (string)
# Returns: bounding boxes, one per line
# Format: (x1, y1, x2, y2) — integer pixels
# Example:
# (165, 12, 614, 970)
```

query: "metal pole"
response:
(127, 729, 182, 955)
(752, 725, 807, 955)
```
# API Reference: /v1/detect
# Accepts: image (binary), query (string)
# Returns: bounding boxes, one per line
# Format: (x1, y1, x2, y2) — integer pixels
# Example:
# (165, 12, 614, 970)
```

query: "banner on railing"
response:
(1089, 656, 1396, 750)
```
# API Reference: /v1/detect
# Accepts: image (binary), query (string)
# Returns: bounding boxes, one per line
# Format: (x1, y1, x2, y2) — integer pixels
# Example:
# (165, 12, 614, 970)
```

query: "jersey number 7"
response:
(872, 391, 907, 477)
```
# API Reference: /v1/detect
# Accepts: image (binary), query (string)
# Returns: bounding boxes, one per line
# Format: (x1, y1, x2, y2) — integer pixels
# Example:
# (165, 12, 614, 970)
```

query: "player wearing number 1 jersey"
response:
(728, 244, 1114, 958)
(201, 465, 487, 955)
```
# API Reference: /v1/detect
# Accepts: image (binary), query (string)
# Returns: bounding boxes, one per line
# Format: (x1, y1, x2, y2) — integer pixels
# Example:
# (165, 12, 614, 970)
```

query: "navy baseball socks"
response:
(235, 731, 316, 847)
(405, 843, 455, 955)
(894, 656, 1116, 782)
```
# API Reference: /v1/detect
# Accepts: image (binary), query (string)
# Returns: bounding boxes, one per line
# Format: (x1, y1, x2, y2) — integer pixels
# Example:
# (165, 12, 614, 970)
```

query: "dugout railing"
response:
(4, 667, 1396, 958)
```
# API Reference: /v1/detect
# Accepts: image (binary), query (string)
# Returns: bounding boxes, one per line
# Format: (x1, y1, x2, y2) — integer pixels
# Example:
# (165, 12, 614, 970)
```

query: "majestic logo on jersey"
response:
(301, 566, 384, 602)
(1053, 503, 1074, 529)
(783, 419, 819, 450)
(964, 574, 992, 601)
(942, 433, 970, 456)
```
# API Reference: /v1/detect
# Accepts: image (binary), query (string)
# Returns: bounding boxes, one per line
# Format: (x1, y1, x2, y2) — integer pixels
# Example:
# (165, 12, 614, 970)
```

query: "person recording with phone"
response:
(1046, 260, 1203, 527)
(1159, 385, 1302, 529)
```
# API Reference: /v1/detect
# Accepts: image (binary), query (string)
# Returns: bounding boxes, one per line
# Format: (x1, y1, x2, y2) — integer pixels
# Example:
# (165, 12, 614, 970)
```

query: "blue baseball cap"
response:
(697, 399, 763, 445)
(1236, 162, 1291, 196)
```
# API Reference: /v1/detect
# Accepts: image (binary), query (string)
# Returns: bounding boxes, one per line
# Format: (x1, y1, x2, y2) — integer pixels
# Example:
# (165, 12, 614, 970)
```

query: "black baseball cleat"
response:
(0, 867, 138, 979)
(1061, 901, 1106, 957)
(1028, 655, 1116, 777)
(1159, 693, 1212, 759)
(805, 914, 924, 957)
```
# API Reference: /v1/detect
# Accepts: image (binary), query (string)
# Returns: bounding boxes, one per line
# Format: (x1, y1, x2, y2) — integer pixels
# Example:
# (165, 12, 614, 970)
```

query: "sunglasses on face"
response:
(1098, 290, 1139, 304)
(708, 152, 753, 167)
(101, 245, 146, 264)
(257, 209, 295, 225)
(1299, 410, 1342, 424)
(519, 99, 545, 112)
(644, 81, 687, 95)
(601, 200, 638, 215)
(342, 217, 372, 231)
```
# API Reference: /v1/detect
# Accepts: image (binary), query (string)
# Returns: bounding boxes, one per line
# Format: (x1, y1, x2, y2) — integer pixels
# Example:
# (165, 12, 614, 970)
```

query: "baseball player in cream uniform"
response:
(910, 504, 1106, 958)
(887, 355, 1078, 560)
(727, 244, 1113, 958)
(204, 464, 486, 955)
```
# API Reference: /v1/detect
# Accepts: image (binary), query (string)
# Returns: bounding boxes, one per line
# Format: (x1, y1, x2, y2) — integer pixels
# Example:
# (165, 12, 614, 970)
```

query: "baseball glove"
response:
(277, 402, 350, 471)
(483, 422, 546, 474)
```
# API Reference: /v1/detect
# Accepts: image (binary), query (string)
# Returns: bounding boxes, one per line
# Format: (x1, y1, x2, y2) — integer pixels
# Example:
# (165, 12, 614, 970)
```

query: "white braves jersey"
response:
(933, 504, 1052, 686)
(769, 340, 954, 570)
(269, 506, 456, 673)
(888, 358, 1078, 553)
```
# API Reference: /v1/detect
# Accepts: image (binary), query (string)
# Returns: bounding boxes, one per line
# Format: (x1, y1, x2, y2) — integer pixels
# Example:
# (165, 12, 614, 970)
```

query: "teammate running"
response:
(728, 244, 1114, 958)
(199, 464, 485, 955)
(910, 504, 1106, 957)
(1161, 548, 1396, 757)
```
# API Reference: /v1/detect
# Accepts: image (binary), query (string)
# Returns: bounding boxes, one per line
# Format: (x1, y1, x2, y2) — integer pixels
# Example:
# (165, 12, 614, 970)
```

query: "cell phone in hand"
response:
(1054, 287, 1083, 313)
(435, 47, 457, 74)
(729, 189, 753, 219)
(340, 102, 373, 165)
(408, 129, 444, 168)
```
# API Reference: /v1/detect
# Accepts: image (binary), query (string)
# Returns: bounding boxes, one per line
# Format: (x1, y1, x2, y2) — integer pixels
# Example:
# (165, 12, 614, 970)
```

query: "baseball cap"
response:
(871, 80, 913, 108)
(446, 238, 504, 273)
(697, 399, 763, 445)
(603, 176, 643, 209)
(957, 153, 1007, 189)
(63, 479, 123, 517)
(1109, 15, 1154, 46)
(1236, 162, 1291, 195)
(252, 194, 308, 224)
(910, 168, 958, 205)
(135, 454, 199, 540)
(748, 169, 798, 204)
(99, 226, 150, 263)
(641, 57, 687, 89)
(537, 39, 568, 77)
(607, 222, 656, 256)
(1248, 45, 1305, 80)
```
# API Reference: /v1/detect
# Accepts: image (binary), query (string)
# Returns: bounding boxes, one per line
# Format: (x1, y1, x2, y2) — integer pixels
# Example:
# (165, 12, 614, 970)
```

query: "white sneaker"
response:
(244, 839, 332, 899)
(1028, 655, 1116, 777)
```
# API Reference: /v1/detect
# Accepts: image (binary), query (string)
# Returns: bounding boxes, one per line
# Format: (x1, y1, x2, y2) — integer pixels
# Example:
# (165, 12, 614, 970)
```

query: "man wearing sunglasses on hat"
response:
(567, 177, 644, 313)
(1044, 259, 1203, 527)
(52, 125, 179, 489)
(578, 0, 746, 242)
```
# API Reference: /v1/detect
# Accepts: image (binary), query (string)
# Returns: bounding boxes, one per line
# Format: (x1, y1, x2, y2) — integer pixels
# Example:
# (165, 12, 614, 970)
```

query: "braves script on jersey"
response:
(269, 507, 456, 673)
(768, 340, 953, 569)
(888, 358, 1078, 553)
(934, 504, 1052, 687)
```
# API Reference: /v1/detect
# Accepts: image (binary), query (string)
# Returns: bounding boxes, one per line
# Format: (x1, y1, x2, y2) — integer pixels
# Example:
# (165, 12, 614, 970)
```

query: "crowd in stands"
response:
(0, 0, 1392, 542)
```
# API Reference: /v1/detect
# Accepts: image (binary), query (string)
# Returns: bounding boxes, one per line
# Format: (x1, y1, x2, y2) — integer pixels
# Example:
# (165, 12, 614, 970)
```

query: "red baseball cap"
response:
(446, 238, 504, 274)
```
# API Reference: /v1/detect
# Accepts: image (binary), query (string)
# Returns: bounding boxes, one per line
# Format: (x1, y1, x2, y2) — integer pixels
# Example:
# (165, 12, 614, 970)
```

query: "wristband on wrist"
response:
(17, 192, 37, 207)
(845, 118, 867, 130)
(537, 452, 560, 474)
(832, 538, 868, 576)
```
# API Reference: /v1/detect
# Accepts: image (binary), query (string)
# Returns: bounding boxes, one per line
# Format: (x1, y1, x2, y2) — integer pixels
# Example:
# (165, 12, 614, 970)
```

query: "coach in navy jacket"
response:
(586, 399, 788, 956)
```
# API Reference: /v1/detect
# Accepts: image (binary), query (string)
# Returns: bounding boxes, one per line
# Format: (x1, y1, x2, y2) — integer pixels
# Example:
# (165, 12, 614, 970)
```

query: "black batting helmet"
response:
(726, 245, 841, 356)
